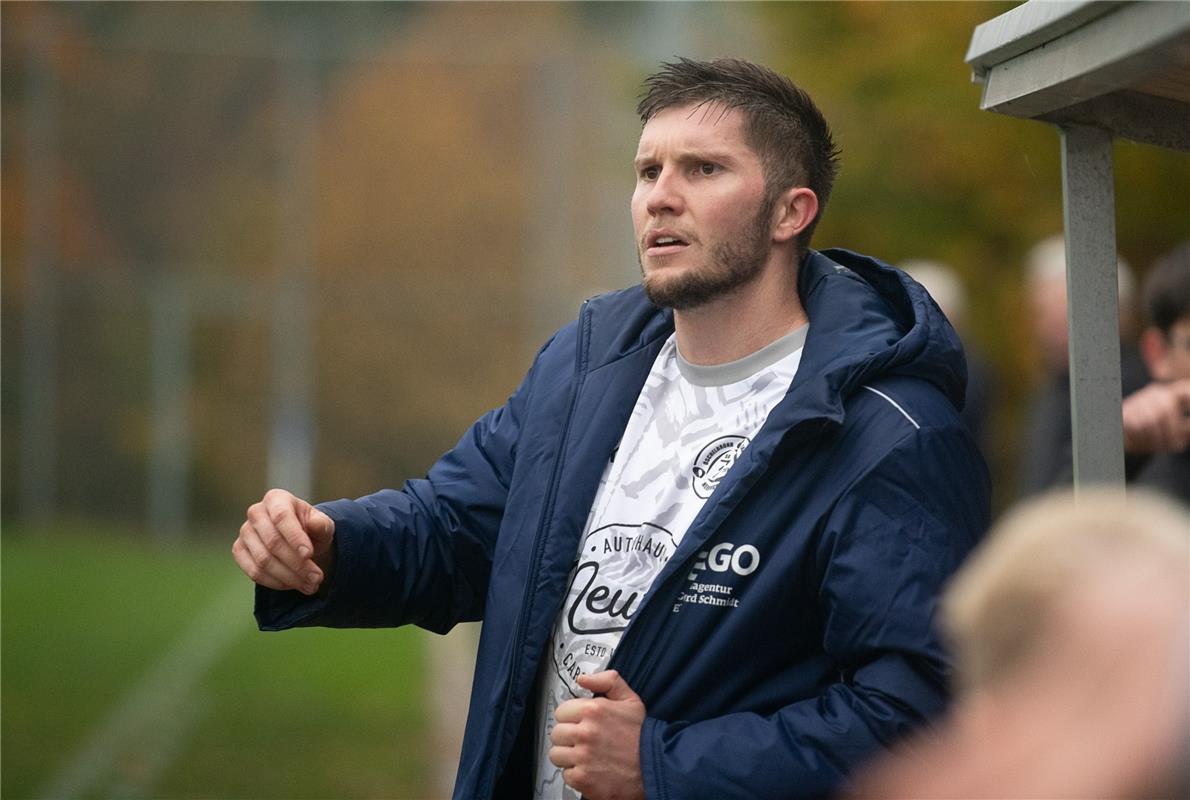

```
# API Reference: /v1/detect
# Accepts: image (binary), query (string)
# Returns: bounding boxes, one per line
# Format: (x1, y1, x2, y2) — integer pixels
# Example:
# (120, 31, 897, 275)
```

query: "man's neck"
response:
(673, 256, 808, 366)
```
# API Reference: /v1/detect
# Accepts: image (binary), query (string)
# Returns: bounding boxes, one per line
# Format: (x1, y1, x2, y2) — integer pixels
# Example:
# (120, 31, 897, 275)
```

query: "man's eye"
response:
(641, 166, 660, 180)
(699, 163, 719, 176)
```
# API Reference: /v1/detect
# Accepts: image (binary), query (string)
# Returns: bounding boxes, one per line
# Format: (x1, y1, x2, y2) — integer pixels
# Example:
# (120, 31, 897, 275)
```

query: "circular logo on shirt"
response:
(549, 522, 676, 696)
(691, 435, 749, 498)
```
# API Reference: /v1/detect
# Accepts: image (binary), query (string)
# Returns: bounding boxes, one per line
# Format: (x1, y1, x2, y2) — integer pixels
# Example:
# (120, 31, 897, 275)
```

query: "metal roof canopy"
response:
(966, 0, 1190, 490)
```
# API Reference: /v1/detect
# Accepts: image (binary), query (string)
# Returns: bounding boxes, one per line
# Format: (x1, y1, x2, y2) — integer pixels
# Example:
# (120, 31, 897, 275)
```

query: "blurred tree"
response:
(762, 1, 1190, 508)
(1, 3, 600, 526)
(3, 1, 1185, 526)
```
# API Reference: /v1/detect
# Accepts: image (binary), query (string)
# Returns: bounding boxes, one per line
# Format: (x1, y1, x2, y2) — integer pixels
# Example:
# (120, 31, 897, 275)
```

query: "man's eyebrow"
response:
(633, 149, 738, 168)
(686, 148, 737, 163)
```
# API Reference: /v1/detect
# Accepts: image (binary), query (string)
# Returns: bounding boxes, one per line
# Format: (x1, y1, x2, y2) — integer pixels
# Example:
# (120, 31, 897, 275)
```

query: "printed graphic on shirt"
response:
(692, 435, 750, 498)
(549, 521, 675, 693)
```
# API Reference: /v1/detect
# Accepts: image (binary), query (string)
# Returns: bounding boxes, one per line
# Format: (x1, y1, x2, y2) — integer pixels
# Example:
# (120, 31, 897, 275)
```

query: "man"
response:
(1130, 242, 1190, 497)
(234, 58, 989, 800)
(851, 489, 1190, 799)
(897, 258, 992, 452)
(1015, 234, 1151, 497)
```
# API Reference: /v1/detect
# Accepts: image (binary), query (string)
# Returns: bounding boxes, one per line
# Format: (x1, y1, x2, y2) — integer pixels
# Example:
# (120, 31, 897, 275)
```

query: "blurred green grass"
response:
(2, 525, 431, 799)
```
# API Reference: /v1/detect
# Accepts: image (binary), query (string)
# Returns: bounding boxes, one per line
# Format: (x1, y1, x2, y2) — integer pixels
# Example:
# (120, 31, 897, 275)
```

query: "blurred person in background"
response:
(851, 488, 1190, 799)
(1130, 242, 1190, 498)
(1015, 234, 1150, 497)
(899, 259, 992, 456)
(233, 58, 989, 800)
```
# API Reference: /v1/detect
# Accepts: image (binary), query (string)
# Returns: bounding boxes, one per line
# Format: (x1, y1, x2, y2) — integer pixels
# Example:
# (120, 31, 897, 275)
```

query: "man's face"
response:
(1157, 316, 1190, 381)
(631, 103, 776, 310)
(1028, 276, 1070, 373)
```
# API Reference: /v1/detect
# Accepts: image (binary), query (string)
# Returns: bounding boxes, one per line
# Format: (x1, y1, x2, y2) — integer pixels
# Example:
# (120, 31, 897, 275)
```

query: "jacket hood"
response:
(798, 247, 967, 414)
(580, 247, 968, 422)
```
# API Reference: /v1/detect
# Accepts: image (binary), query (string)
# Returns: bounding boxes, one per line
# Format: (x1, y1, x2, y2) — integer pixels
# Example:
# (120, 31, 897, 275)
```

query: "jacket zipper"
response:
(605, 551, 686, 691)
(481, 300, 591, 798)
(607, 423, 821, 691)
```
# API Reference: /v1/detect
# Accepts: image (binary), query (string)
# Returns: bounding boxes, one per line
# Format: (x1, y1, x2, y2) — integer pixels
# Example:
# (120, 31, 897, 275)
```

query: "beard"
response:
(640, 195, 776, 311)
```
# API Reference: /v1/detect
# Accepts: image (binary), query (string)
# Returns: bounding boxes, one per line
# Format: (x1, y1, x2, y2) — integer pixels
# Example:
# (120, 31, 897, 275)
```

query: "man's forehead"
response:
(642, 101, 745, 132)
(635, 102, 748, 153)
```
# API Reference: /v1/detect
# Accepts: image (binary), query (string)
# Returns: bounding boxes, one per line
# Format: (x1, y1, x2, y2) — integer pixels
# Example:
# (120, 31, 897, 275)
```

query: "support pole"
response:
(268, 29, 318, 499)
(19, 17, 59, 526)
(1059, 124, 1125, 490)
(148, 276, 192, 539)
(526, 59, 580, 354)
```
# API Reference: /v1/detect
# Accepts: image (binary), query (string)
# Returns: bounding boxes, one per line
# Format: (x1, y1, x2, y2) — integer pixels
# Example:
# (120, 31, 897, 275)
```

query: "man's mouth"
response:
(645, 230, 691, 256)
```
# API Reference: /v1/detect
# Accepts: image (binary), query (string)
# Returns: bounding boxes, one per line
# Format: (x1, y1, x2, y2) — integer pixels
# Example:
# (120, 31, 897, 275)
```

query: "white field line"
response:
(38, 576, 251, 800)
(104, 693, 205, 800)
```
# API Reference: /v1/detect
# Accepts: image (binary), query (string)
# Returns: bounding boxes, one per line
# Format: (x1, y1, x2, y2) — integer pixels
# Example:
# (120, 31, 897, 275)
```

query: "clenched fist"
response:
(233, 488, 336, 595)
(549, 670, 647, 800)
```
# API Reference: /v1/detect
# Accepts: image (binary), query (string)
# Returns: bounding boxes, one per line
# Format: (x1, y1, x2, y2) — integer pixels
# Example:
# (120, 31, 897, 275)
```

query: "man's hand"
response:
(1122, 379, 1190, 454)
(549, 670, 647, 800)
(232, 488, 335, 596)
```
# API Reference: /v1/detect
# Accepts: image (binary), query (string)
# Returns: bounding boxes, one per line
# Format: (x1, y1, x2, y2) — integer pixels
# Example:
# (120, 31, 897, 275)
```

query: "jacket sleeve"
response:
(254, 332, 560, 635)
(639, 425, 990, 799)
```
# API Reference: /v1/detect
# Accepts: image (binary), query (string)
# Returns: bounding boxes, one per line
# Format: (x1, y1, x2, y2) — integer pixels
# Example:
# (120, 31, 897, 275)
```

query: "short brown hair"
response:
(1144, 241, 1190, 335)
(638, 57, 841, 248)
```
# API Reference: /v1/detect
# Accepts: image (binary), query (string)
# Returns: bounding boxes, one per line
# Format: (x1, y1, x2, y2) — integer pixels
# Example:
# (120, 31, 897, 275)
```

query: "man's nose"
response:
(645, 173, 685, 217)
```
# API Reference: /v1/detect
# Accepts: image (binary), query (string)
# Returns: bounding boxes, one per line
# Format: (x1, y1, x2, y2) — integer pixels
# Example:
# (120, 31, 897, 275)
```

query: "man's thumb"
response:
(306, 507, 335, 542)
(577, 670, 637, 701)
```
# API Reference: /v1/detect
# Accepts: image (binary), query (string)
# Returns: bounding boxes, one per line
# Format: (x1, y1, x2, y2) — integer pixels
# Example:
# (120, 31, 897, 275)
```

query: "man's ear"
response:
(1139, 326, 1171, 381)
(772, 187, 819, 244)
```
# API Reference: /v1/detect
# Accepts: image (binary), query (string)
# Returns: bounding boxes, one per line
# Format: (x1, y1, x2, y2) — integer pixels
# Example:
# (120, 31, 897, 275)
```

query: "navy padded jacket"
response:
(256, 248, 991, 799)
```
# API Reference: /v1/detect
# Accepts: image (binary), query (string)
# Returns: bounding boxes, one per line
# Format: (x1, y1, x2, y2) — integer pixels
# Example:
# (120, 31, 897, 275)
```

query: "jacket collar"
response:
(579, 248, 966, 435)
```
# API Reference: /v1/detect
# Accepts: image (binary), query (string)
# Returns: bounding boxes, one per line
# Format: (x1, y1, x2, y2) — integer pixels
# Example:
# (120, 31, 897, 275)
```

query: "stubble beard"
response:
(640, 196, 777, 311)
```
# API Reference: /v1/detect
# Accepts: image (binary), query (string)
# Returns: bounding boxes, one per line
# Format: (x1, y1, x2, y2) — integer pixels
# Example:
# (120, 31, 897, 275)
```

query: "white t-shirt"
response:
(532, 325, 807, 800)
